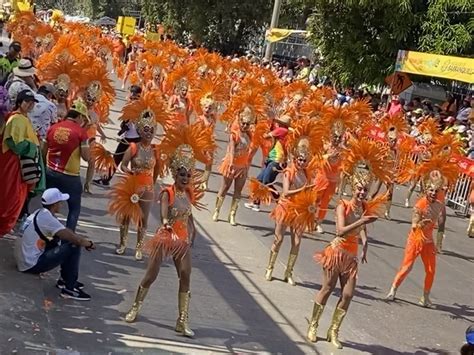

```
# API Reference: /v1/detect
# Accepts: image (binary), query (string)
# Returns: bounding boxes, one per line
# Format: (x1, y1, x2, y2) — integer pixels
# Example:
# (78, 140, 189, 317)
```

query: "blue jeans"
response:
(257, 160, 283, 185)
(46, 169, 82, 232)
(25, 242, 81, 290)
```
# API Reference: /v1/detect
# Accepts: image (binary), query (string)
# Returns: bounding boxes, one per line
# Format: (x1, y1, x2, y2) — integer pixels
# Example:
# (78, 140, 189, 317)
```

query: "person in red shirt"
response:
(387, 95, 403, 116)
(44, 99, 90, 231)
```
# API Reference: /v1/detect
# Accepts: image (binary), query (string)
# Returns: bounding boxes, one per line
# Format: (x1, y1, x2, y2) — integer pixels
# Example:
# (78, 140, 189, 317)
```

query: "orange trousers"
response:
(392, 240, 436, 293)
(317, 181, 338, 221)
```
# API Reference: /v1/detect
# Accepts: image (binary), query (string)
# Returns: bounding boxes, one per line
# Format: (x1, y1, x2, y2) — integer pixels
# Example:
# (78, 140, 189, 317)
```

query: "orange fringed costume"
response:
(392, 196, 438, 293)
(315, 200, 366, 278)
(219, 122, 253, 179)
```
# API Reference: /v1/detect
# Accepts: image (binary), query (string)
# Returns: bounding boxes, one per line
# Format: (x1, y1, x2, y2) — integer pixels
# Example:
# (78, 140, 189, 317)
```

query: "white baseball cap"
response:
(41, 188, 70, 206)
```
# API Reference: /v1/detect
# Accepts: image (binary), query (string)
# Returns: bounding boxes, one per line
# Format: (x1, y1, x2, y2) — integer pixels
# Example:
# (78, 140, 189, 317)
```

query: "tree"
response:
(306, 0, 473, 86)
(141, 0, 272, 54)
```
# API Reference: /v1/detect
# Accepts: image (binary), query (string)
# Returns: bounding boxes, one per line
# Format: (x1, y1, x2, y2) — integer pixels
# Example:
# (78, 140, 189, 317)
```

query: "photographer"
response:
(15, 188, 95, 301)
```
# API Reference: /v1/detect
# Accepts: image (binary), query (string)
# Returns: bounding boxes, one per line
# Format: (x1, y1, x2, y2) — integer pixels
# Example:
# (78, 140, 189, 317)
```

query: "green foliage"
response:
(307, 0, 473, 86)
(141, 0, 271, 54)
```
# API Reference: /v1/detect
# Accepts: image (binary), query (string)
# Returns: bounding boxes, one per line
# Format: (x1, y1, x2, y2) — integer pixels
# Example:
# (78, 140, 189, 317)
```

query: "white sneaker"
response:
(252, 205, 261, 212)
(244, 203, 255, 209)
(316, 224, 324, 234)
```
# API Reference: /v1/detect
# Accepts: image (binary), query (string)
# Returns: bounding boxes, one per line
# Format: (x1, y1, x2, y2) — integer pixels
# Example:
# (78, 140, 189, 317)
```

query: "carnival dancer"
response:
(306, 137, 393, 348)
(108, 91, 169, 260)
(166, 64, 194, 126)
(404, 118, 439, 207)
(370, 113, 409, 219)
(313, 103, 365, 233)
(385, 171, 447, 307)
(124, 124, 214, 338)
(264, 118, 323, 285)
(214, 91, 265, 225)
(80, 59, 115, 193)
(191, 77, 228, 190)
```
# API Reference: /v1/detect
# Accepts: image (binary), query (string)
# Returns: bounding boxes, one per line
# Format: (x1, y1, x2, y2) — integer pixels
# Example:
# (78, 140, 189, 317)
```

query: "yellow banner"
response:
(396, 50, 474, 83)
(116, 16, 136, 36)
(265, 28, 309, 43)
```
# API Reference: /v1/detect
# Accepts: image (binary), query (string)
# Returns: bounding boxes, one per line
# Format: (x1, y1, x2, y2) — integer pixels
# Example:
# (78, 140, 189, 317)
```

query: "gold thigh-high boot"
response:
(307, 302, 325, 342)
(135, 228, 145, 261)
(265, 249, 279, 281)
(228, 198, 240, 226)
(326, 307, 347, 349)
(175, 291, 194, 337)
(283, 252, 298, 286)
(384, 199, 392, 220)
(468, 214, 474, 237)
(212, 196, 224, 222)
(116, 224, 129, 255)
(125, 285, 149, 323)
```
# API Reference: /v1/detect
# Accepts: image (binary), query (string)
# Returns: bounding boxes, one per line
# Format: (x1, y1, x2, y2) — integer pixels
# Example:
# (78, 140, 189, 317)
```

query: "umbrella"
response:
(94, 16, 116, 26)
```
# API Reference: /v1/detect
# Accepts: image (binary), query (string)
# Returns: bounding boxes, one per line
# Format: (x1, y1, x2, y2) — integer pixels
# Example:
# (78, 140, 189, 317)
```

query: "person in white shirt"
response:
(6, 58, 37, 109)
(29, 83, 58, 140)
(15, 188, 96, 301)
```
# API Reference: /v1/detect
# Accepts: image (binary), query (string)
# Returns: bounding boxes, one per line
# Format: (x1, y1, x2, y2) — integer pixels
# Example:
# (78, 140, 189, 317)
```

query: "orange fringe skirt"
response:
(145, 220, 190, 259)
(218, 155, 249, 179)
(314, 246, 358, 278)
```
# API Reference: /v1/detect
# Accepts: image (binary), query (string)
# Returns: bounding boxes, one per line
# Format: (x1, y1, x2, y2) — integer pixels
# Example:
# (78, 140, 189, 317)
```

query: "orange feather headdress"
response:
(380, 113, 409, 142)
(80, 59, 116, 105)
(342, 137, 394, 187)
(190, 77, 229, 115)
(37, 54, 82, 93)
(221, 88, 267, 123)
(119, 91, 170, 130)
(165, 62, 196, 93)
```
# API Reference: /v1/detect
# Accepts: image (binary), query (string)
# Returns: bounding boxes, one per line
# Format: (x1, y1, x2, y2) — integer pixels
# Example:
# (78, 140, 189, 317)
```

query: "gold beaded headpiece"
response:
(136, 110, 157, 133)
(170, 144, 196, 176)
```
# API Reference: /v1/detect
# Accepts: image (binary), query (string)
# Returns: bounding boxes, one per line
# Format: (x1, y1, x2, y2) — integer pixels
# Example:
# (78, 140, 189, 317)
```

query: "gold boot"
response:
(307, 302, 325, 342)
(419, 292, 433, 308)
(116, 224, 129, 255)
(200, 168, 211, 190)
(384, 285, 398, 301)
(283, 252, 298, 286)
(212, 196, 224, 222)
(228, 198, 240, 226)
(125, 285, 149, 323)
(135, 228, 145, 261)
(435, 231, 444, 254)
(326, 307, 346, 349)
(264, 250, 279, 281)
(468, 214, 474, 238)
(175, 291, 194, 337)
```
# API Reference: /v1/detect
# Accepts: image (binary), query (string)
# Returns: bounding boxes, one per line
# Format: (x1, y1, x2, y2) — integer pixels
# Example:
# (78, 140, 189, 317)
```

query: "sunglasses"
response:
(297, 157, 307, 163)
(178, 171, 192, 178)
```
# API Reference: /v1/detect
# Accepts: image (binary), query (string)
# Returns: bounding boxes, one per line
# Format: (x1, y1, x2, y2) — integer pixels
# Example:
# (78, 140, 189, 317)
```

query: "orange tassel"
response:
(91, 143, 116, 174)
(248, 178, 273, 205)
(108, 174, 145, 227)
(364, 192, 389, 217)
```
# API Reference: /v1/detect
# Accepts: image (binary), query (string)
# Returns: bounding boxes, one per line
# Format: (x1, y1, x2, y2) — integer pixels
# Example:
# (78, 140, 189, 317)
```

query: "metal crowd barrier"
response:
(446, 173, 471, 216)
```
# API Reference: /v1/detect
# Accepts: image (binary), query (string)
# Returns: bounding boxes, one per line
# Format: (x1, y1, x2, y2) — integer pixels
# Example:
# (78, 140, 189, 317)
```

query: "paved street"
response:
(1, 77, 473, 354)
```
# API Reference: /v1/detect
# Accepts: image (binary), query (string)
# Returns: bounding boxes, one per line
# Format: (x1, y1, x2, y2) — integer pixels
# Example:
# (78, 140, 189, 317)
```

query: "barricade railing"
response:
(447, 173, 471, 216)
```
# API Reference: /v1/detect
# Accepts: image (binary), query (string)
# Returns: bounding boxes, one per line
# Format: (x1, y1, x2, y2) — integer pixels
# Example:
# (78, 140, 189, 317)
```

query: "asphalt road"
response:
(0, 55, 473, 355)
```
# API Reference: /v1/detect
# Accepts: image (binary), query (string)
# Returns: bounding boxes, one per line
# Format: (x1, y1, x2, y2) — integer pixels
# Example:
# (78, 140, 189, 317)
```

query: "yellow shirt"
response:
(2, 113, 39, 153)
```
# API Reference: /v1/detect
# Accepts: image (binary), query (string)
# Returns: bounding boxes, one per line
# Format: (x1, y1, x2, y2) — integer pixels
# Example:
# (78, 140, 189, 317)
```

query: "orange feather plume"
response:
(300, 97, 330, 120)
(432, 132, 463, 157)
(347, 98, 372, 122)
(271, 177, 328, 235)
(416, 154, 459, 185)
(119, 91, 170, 127)
(81, 60, 116, 105)
(417, 117, 440, 138)
(364, 192, 390, 217)
(159, 122, 216, 166)
(165, 62, 196, 94)
(91, 143, 115, 174)
(190, 77, 229, 115)
(380, 113, 409, 136)
(342, 137, 394, 184)
(248, 178, 274, 206)
(108, 174, 145, 227)
(285, 117, 324, 157)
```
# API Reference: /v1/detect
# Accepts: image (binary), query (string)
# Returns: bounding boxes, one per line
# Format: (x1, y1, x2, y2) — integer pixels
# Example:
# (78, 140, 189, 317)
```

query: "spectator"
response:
(296, 57, 311, 81)
(457, 98, 472, 123)
(245, 115, 291, 212)
(0, 41, 21, 85)
(29, 83, 58, 141)
(44, 99, 90, 232)
(282, 62, 295, 83)
(412, 97, 422, 110)
(441, 94, 457, 117)
(0, 90, 41, 237)
(6, 58, 37, 109)
(14, 188, 95, 301)
(388, 95, 403, 116)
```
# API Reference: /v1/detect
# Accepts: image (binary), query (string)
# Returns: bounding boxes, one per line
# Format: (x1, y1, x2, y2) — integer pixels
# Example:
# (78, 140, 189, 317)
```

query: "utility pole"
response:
(264, 0, 282, 61)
